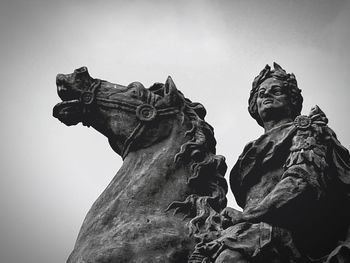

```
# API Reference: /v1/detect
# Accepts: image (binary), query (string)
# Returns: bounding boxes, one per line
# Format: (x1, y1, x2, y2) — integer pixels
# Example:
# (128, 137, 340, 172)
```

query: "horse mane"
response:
(149, 83, 228, 237)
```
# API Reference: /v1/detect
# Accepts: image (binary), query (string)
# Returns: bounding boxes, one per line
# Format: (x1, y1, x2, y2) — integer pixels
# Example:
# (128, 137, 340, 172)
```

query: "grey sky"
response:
(1, 0, 350, 262)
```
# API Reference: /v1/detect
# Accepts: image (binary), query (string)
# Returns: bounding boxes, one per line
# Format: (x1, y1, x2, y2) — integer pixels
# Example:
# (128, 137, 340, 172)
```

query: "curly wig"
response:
(248, 62, 303, 127)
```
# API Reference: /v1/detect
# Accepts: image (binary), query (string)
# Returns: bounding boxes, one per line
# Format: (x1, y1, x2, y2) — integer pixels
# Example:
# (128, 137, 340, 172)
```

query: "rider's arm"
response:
(242, 127, 328, 225)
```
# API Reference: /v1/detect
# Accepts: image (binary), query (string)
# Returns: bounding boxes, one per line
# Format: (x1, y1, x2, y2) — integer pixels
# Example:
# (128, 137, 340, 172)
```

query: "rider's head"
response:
(248, 62, 303, 127)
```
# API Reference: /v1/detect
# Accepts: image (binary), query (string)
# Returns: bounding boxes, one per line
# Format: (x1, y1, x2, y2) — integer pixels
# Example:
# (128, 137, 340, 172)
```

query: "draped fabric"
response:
(215, 107, 350, 262)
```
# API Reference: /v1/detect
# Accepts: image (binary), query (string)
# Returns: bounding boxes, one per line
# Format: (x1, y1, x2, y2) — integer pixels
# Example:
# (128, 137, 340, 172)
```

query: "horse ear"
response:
(165, 76, 176, 93)
(156, 76, 184, 107)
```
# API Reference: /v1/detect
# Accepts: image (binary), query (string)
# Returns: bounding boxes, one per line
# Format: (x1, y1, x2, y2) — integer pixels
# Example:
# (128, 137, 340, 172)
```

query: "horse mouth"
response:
(54, 75, 85, 126)
(53, 99, 82, 126)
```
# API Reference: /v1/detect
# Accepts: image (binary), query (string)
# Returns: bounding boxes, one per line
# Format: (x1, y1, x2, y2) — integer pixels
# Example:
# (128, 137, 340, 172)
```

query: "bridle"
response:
(79, 79, 180, 159)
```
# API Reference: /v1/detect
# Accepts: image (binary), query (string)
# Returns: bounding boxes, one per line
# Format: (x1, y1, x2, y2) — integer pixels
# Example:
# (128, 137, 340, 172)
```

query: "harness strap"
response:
(96, 97, 138, 113)
(80, 80, 180, 159)
(121, 122, 145, 159)
(80, 79, 101, 126)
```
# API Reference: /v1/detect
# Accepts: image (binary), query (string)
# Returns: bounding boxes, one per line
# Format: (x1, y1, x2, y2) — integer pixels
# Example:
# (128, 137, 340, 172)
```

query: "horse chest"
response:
(68, 212, 195, 263)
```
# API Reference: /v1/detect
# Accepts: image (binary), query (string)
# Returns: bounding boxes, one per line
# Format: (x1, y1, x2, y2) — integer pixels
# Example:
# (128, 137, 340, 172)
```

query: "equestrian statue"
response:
(53, 64, 350, 263)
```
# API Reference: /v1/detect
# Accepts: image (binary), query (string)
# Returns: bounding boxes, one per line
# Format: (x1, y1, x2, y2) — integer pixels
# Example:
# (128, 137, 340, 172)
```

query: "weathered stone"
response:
(53, 67, 228, 263)
(191, 63, 350, 263)
(53, 64, 350, 263)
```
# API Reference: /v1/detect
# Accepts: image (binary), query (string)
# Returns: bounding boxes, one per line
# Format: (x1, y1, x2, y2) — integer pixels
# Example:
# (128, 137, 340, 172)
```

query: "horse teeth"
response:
(61, 99, 79, 105)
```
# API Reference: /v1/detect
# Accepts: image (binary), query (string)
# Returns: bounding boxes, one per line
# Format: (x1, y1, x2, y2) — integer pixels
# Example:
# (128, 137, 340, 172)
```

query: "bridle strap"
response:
(120, 122, 145, 159)
(80, 80, 180, 159)
(95, 97, 138, 113)
(80, 79, 101, 127)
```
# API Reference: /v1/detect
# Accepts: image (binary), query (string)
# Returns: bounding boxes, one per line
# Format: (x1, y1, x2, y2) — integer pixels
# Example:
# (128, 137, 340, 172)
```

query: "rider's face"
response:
(257, 78, 291, 120)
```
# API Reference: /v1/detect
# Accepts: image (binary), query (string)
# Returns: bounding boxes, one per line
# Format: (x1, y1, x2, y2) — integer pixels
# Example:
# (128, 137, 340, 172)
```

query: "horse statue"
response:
(53, 67, 228, 263)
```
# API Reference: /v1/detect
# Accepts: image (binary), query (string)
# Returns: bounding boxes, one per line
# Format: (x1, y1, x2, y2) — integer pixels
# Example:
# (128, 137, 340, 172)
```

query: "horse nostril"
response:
(75, 66, 87, 73)
(56, 74, 66, 85)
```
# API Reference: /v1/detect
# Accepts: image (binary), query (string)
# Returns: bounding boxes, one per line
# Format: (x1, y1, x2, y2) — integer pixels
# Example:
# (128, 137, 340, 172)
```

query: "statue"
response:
(191, 63, 350, 263)
(54, 65, 350, 263)
(53, 67, 228, 262)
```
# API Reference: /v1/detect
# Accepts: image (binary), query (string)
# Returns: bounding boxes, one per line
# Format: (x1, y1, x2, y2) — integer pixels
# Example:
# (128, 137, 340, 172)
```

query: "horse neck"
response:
(109, 118, 192, 213)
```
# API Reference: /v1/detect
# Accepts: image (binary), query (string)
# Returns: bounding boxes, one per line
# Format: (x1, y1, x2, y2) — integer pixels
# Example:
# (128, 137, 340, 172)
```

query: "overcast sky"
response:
(1, 0, 350, 262)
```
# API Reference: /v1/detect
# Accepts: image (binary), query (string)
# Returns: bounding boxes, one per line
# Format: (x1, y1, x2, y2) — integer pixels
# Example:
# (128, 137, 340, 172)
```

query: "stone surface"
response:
(53, 65, 350, 263)
(53, 67, 228, 263)
(190, 63, 350, 263)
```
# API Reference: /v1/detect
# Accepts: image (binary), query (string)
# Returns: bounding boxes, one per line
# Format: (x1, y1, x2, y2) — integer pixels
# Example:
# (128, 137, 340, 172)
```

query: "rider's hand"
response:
(220, 207, 243, 228)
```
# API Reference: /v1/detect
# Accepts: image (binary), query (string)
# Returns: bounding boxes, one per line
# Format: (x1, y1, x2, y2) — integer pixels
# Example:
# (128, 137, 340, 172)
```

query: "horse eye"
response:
(131, 89, 139, 97)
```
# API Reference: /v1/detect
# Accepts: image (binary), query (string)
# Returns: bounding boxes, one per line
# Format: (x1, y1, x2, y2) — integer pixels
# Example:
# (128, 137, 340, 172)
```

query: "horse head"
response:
(54, 66, 185, 159)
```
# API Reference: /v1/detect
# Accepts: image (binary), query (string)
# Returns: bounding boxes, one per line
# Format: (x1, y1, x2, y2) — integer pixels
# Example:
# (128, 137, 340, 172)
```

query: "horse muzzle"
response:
(53, 74, 84, 126)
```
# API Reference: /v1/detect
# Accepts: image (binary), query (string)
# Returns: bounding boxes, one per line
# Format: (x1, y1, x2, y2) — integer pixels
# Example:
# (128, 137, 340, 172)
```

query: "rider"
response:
(192, 63, 350, 263)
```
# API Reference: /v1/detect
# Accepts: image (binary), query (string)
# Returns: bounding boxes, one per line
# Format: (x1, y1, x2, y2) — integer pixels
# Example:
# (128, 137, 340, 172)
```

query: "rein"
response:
(80, 79, 180, 159)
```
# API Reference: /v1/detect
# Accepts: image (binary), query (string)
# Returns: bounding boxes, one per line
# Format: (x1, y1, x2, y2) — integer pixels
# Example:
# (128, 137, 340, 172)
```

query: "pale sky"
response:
(1, 0, 350, 262)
